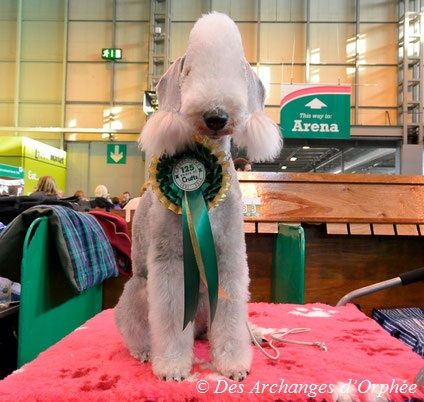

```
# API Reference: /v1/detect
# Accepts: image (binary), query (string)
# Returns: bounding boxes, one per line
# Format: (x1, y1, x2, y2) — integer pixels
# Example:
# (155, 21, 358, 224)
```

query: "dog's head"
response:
(140, 12, 282, 162)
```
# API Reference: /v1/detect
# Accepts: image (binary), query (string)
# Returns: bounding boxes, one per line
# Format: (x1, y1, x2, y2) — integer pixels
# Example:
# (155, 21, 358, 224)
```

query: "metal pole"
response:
(419, 3, 424, 144)
(305, 0, 310, 82)
(14, 0, 23, 129)
(60, 0, 69, 149)
(354, 0, 360, 125)
(111, 0, 116, 111)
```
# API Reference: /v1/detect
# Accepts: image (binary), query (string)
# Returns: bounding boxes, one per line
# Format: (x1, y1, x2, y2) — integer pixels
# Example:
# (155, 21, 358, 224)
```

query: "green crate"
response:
(18, 217, 102, 366)
(272, 223, 305, 304)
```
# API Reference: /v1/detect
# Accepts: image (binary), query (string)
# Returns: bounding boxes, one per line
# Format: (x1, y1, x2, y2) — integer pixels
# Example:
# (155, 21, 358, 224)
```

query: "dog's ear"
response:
(232, 62, 283, 162)
(156, 57, 184, 112)
(139, 57, 192, 157)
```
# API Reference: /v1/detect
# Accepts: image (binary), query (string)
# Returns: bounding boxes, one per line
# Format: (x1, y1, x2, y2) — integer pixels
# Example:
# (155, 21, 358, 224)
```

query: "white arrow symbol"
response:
(305, 98, 327, 109)
(110, 145, 123, 163)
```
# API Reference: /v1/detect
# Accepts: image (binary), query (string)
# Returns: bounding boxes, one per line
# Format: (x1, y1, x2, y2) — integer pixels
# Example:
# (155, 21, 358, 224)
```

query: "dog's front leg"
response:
(210, 265, 252, 381)
(147, 256, 194, 381)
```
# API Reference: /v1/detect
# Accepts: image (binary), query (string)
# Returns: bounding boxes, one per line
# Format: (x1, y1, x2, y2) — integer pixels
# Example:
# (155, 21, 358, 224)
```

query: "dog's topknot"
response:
(140, 11, 282, 162)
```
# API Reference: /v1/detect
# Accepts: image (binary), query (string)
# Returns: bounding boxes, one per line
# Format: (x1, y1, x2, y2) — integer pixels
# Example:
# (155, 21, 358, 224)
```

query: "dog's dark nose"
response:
(203, 109, 229, 131)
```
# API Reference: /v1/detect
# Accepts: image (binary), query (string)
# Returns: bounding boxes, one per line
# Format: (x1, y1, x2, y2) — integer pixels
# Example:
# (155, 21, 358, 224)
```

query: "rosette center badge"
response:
(172, 158, 206, 192)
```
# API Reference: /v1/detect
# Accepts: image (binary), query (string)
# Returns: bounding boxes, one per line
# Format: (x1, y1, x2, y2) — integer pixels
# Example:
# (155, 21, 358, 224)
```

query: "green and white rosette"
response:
(150, 135, 230, 329)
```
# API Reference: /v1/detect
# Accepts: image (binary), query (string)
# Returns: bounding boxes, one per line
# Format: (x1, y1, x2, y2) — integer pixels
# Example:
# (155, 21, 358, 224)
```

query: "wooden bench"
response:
(239, 172, 424, 315)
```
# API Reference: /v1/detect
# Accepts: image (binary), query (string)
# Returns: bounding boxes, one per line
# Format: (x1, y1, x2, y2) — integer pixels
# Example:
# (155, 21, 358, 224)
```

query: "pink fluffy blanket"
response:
(0, 303, 422, 401)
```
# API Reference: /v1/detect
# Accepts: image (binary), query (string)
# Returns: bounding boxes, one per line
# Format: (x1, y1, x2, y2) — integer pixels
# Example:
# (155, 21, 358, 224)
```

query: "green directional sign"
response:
(107, 144, 127, 164)
(280, 84, 351, 139)
(0, 163, 24, 179)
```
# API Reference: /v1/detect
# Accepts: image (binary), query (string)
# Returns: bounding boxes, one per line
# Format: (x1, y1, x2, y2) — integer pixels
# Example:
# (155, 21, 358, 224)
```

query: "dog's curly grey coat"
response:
(115, 12, 282, 382)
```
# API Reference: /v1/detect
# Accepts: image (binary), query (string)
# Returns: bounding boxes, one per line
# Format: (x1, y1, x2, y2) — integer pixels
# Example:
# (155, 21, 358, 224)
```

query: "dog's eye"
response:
(182, 67, 191, 78)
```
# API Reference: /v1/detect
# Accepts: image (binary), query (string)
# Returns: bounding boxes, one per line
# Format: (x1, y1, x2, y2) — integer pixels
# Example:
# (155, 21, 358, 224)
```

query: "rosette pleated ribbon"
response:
(150, 136, 230, 329)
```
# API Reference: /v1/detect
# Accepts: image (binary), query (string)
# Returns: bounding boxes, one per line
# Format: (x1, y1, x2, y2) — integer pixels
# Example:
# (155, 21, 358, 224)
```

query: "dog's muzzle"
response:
(203, 109, 229, 131)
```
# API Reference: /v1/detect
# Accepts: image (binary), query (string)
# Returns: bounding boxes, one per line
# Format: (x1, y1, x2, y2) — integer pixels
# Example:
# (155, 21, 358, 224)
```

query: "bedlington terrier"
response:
(115, 12, 282, 382)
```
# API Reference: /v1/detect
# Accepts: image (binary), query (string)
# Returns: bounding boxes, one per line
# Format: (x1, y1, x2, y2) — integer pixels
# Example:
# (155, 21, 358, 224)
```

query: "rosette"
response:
(149, 135, 230, 329)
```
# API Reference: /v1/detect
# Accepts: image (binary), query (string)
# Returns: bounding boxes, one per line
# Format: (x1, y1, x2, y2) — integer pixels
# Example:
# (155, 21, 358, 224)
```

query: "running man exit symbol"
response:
(107, 144, 127, 164)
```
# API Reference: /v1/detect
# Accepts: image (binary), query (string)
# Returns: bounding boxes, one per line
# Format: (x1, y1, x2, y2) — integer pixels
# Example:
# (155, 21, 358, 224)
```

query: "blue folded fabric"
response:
(372, 307, 424, 357)
(46, 205, 119, 292)
(0, 205, 118, 293)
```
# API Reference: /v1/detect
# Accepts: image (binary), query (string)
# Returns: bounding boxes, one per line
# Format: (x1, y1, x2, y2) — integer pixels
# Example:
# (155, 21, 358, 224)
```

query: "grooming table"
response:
(0, 303, 422, 402)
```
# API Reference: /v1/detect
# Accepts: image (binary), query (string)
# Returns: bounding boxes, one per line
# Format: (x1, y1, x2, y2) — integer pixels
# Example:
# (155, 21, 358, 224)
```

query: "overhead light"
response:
(290, 157, 297, 161)
(281, 165, 287, 170)
(302, 146, 310, 149)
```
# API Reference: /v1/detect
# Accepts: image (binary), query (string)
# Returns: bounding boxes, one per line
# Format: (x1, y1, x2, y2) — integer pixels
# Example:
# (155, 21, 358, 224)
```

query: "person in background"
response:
(73, 190, 88, 201)
(31, 176, 60, 199)
(233, 157, 252, 172)
(123, 182, 149, 222)
(72, 189, 90, 211)
(92, 184, 114, 211)
(111, 196, 122, 210)
(120, 191, 131, 208)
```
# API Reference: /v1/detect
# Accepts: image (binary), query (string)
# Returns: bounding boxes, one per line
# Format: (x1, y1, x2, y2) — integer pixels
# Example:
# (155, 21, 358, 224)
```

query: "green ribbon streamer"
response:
(182, 190, 219, 330)
(153, 142, 225, 330)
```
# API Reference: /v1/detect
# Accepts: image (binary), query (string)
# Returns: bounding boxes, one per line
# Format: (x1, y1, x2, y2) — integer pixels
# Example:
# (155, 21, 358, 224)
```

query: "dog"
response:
(115, 12, 282, 382)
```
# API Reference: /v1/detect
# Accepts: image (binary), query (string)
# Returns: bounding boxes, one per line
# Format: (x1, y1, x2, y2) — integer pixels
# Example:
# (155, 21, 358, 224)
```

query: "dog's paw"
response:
(155, 366, 191, 382)
(153, 358, 192, 382)
(130, 349, 150, 363)
(227, 370, 249, 382)
(213, 349, 251, 382)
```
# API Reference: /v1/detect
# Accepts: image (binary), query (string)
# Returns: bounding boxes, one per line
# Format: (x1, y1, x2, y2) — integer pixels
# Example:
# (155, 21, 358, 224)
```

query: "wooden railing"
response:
(238, 172, 424, 314)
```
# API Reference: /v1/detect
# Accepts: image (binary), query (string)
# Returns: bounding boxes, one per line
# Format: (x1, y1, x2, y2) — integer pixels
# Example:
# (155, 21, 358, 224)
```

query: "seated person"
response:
(30, 176, 60, 199)
(91, 184, 114, 211)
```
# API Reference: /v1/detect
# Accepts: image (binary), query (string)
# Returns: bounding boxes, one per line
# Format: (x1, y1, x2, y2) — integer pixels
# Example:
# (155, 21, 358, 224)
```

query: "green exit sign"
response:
(101, 48, 122, 61)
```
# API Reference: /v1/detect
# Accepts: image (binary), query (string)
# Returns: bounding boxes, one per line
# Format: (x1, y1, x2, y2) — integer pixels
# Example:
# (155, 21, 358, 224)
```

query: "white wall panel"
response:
(360, 0, 397, 22)
(66, 63, 111, 102)
(0, 63, 15, 101)
(170, 23, 192, 61)
(261, 0, 306, 22)
(260, 23, 306, 63)
(211, 0, 258, 20)
(0, 104, 14, 126)
(357, 108, 397, 125)
(20, 62, 63, 102)
(65, 142, 89, 197)
(171, 0, 209, 21)
(22, 0, 65, 20)
(310, 0, 355, 21)
(360, 23, 397, 64)
(310, 23, 355, 64)
(22, 21, 64, 61)
(309, 65, 355, 90)
(115, 106, 146, 130)
(0, 0, 17, 20)
(68, 22, 113, 61)
(238, 23, 257, 63)
(358, 66, 397, 107)
(66, 104, 108, 128)
(0, 21, 17, 61)
(280, 65, 306, 85)
(114, 63, 147, 103)
(19, 104, 62, 126)
(116, 22, 149, 62)
(116, 0, 150, 21)
(69, 0, 113, 20)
